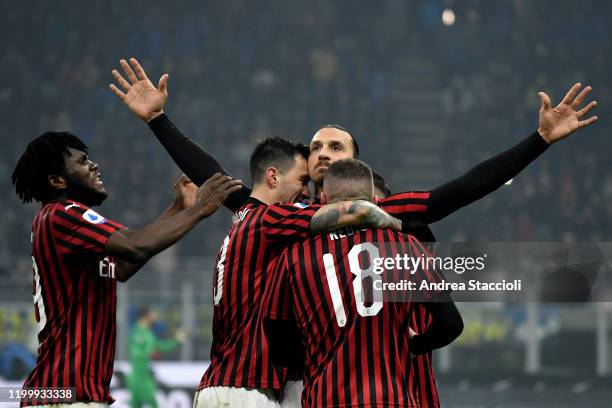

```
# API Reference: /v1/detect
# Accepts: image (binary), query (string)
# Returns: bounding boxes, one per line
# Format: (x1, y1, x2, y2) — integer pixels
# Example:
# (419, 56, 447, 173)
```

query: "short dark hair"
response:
(324, 158, 373, 202)
(250, 137, 309, 184)
(321, 124, 359, 158)
(372, 170, 391, 198)
(12, 132, 88, 203)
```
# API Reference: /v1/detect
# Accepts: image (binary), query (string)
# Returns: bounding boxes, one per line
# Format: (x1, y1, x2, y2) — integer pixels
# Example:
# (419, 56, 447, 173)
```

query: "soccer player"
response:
(193, 137, 402, 407)
(127, 308, 186, 408)
(12, 132, 241, 407)
(263, 159, 463, 407)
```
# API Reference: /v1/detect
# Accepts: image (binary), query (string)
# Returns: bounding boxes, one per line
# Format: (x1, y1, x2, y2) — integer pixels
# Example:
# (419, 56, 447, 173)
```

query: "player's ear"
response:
(48, 174, 68, 191)
(265, 167, 279, 188)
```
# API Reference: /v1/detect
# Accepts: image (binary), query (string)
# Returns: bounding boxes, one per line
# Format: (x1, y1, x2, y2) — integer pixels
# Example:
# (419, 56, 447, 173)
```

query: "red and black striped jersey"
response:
(378, 191, 430, 220)
(21, 200, 123, 407)
(406, 234, 439, 408)
(198, 198, 320, 392)
(264, 227, 444, 407)
(313, 191, 431, 227)
(409, 305, 439, 407)
(379, 194, 441, 406)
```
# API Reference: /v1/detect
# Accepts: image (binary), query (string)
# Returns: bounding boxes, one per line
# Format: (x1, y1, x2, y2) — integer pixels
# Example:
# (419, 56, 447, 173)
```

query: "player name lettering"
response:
(329, 227, 367, 240)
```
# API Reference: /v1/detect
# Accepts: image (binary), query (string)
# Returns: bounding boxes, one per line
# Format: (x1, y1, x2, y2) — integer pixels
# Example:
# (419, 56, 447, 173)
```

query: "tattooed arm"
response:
(310, 200, 402, 233)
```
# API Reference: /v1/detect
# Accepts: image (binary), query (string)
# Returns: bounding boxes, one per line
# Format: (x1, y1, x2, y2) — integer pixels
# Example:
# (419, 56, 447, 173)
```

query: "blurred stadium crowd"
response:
(1, 0, 611, 375)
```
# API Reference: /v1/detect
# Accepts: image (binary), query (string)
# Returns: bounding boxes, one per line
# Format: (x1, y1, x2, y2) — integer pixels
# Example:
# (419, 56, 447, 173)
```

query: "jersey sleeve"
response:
(148, 113, 252, 212)
(261, 203, 321, 242)
(384, 132, 550, 225)
(378, 191, 431, 223)
(52, 201, 124, 255)
(261, 252, 294, 321)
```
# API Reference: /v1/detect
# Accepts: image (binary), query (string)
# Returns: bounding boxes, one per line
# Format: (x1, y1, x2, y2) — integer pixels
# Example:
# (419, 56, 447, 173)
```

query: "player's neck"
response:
(314, 183, 323, 201)
(250, 187, 276, 206)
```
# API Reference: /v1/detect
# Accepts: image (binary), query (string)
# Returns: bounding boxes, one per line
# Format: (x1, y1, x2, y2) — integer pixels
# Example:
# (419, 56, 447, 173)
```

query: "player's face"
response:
(63, 148, 108, 206)
(308, 128, 355, 186)
(277, 155, 311, 203)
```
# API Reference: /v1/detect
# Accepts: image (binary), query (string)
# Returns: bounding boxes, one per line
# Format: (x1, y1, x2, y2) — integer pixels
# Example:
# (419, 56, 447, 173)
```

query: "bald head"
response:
(322, 159, 374, 204)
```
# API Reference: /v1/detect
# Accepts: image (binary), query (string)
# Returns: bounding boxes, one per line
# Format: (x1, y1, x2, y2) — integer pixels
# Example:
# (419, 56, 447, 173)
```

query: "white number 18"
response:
(323, 243, 383, 327)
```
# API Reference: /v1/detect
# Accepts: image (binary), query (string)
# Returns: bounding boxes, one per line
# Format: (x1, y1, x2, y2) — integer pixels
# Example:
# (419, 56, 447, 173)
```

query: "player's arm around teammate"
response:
(112, 174, 197, 279)
(105, 173, 242, 281)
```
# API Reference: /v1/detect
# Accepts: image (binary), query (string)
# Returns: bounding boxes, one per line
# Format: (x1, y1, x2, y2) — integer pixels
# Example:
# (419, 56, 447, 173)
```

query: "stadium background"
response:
(1, 1, 611, 406)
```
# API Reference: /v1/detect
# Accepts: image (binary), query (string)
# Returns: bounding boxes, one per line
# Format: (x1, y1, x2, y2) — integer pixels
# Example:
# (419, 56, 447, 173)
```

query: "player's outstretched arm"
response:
(388, 83, 598, 224)
(109, 57, 251, 211)
(106, 174, 242, 281)
(310, 200, 403, 233)
(113, 175, 198, 279)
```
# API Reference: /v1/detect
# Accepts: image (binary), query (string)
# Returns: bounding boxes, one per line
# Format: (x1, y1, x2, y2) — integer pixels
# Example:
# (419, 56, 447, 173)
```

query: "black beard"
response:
(65, 177, 108, 207)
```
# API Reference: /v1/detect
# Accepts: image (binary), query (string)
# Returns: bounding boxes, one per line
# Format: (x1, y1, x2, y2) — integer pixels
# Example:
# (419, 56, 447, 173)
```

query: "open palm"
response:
(538, 83, 598, 144)
(109, 58, 169, 123)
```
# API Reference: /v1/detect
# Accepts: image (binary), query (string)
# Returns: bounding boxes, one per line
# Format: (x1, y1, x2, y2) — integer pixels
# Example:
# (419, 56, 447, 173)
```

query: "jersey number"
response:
(213, 235, 230, 305)
(32, 256, 47, 334)
(323, 243, 383, 327)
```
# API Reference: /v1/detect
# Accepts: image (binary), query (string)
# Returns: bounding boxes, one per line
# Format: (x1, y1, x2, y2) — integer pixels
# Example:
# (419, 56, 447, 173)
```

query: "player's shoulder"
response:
(54, 200, 89, 214)
(381, 191, 431, 203)
(262, 201, 320, 221)
(268, 201, 319, 211)
(51, 200, 112, 226)
(356, 228, 416, 249)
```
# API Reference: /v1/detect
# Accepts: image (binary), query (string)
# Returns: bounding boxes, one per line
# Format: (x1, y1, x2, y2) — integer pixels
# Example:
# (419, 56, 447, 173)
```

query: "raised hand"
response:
(194, 173, 243, 218)
(109, 58, 169, 123)
(173, 174, 198, 210)
(537, 83, 598, 144)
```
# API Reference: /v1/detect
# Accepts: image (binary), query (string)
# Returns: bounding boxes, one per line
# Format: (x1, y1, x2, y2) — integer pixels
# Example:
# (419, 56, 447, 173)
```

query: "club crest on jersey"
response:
(293, 202, 309, 209)
(83, 209, 106, 224)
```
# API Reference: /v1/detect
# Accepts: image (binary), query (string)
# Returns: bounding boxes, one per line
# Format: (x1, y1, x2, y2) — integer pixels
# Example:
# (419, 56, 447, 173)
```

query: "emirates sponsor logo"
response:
(99, 257, 116, 279)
